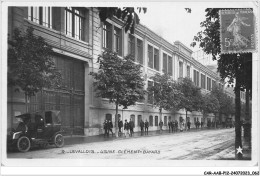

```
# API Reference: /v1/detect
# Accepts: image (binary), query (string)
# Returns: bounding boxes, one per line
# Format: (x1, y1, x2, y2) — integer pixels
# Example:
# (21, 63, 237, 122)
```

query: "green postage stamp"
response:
(220, 9, 256, 54)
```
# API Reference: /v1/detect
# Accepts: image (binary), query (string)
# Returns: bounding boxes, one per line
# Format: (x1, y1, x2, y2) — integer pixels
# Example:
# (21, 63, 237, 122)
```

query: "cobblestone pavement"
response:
(7, 128, 250, 160)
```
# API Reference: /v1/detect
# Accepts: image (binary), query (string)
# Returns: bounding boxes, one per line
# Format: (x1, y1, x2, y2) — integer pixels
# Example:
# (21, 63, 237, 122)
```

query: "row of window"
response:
(193, 69, 219, 91)
(105, 114, 173, 127)
(102, 22, 175, 74)
(28, 7, 85, 41)
(28, 7, 220, 92)
(102, 21, 222, 91)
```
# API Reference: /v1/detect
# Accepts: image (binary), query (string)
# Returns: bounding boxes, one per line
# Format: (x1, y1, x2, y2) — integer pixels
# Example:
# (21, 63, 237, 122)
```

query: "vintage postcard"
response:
(1, 0, 259, 175)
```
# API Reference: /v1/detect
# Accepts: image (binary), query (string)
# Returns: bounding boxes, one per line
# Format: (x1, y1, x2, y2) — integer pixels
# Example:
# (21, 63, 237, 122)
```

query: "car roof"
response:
(15, 110, 60, 119)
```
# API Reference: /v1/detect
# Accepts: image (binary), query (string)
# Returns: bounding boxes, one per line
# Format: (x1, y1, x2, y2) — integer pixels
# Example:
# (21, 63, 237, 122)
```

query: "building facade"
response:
(8, 7, 230, 136)
(193, 49, 248, 123)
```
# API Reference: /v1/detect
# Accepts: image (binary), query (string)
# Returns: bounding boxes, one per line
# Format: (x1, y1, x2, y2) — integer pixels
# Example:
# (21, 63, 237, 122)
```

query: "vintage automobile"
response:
(7, 110, 64, 152)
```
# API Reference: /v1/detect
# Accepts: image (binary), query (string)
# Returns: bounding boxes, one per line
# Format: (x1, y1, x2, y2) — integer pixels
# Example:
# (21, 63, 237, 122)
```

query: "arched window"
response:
(149, 115, 153, 126)
(155, 116, 158, 126)
(105, 114, 112, 121)
(138, 115, 142, 126)
(130, 114, 135, 127)
(164, 116, 167, 126)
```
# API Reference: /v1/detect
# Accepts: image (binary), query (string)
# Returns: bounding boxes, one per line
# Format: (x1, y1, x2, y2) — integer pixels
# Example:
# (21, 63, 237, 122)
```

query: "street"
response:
(7, 128, 240, 160)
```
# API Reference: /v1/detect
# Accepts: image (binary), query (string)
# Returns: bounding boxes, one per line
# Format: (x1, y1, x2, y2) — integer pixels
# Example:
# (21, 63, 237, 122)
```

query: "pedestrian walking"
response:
(201, 121, 204, 129)
(129, 118, 134, 137)
(124, 119, 129, 137)
(187, 121, 191, 131)
(144, 119, 149, 135)
(159, 120, 163, 134)
(118, 117, 123, 137)
(103, 120, 109, 137)
(140, 119, 145, 136)
(175, 120, 178, 132)
(108, 120, 113, 136)
(198, 121, 201, 129)
(168, 120, 172, 133)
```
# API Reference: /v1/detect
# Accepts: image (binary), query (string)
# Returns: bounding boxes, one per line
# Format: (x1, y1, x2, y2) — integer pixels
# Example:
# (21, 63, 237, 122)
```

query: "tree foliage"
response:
(90, 50, 145, 137)
(148, 73, 182, 112)
(90, 50, 146, 109)
(202, 93, 220, 115)
(8, 27, 62, 97)
(211, 85, 234, 115)
(177, 77, 203, 113)
(98, 7, 147, 34)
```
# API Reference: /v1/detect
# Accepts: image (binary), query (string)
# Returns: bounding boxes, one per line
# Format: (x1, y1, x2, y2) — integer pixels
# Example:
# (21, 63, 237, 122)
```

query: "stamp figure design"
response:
(227, 12, 251, 49)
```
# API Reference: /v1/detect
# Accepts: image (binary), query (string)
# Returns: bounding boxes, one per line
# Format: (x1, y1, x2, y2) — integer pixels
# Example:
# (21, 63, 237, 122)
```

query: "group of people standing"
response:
(103, 120, 114, 137)
(103, 117, 213, 138)
(139, 119, 150, 135)
(104, 118, 136, 138)
(167, 120, 179, 133)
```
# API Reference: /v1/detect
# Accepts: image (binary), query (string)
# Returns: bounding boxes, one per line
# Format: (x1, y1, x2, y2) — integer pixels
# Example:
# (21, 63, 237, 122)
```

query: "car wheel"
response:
(17, 136, 31, 152)
(54, 134, 64, 148)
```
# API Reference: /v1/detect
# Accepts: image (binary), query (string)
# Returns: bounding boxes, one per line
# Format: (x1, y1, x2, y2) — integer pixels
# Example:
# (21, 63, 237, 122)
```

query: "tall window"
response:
(163, 53, 167, 73)
(154, 48, 159, 71)
(162, 53, 173, 75)
(193, 70, 196, 85)
(207, 77, 212, 91)
(148, 45, 153, 68)
(114, 26, 122, 56)
(164, 116, 167, 126)
(149, 115, 153, 126)
(155, 116, 159, 126)
(130, 114, 135, 127)
(128, 34, 135, 56)
(102, 22, 112, 49)
(138, 115, 142, 127)
(137, 39, 143, 64)
(187, 66, 190, 78)
(148, 45, 159, 71)
(65, 7, 84, 40)
(168, 56, 173, 76)
(201, 74, 206, 89)
(193, 70, 199, 86)
(28, 7, 52, 28)
(196, 71, 199, 87)
(179, 61, 183, 78)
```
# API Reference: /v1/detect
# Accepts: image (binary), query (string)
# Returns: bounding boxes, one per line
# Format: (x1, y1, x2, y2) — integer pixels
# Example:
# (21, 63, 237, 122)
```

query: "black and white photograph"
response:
(0, 1, 259, 175)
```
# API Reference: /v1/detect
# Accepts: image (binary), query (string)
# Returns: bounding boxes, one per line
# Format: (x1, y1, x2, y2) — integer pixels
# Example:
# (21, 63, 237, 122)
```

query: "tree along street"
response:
(8, 128, 238, 160)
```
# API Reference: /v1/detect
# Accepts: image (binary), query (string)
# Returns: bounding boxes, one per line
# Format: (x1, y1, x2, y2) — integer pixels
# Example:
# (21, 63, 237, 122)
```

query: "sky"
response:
(136, 1, 257, 54)
(138, 3, 207, 52)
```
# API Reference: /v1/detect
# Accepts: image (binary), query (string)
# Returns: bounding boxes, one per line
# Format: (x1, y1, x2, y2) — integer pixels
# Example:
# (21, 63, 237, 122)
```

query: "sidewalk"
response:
(64, 127, 224, 146)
